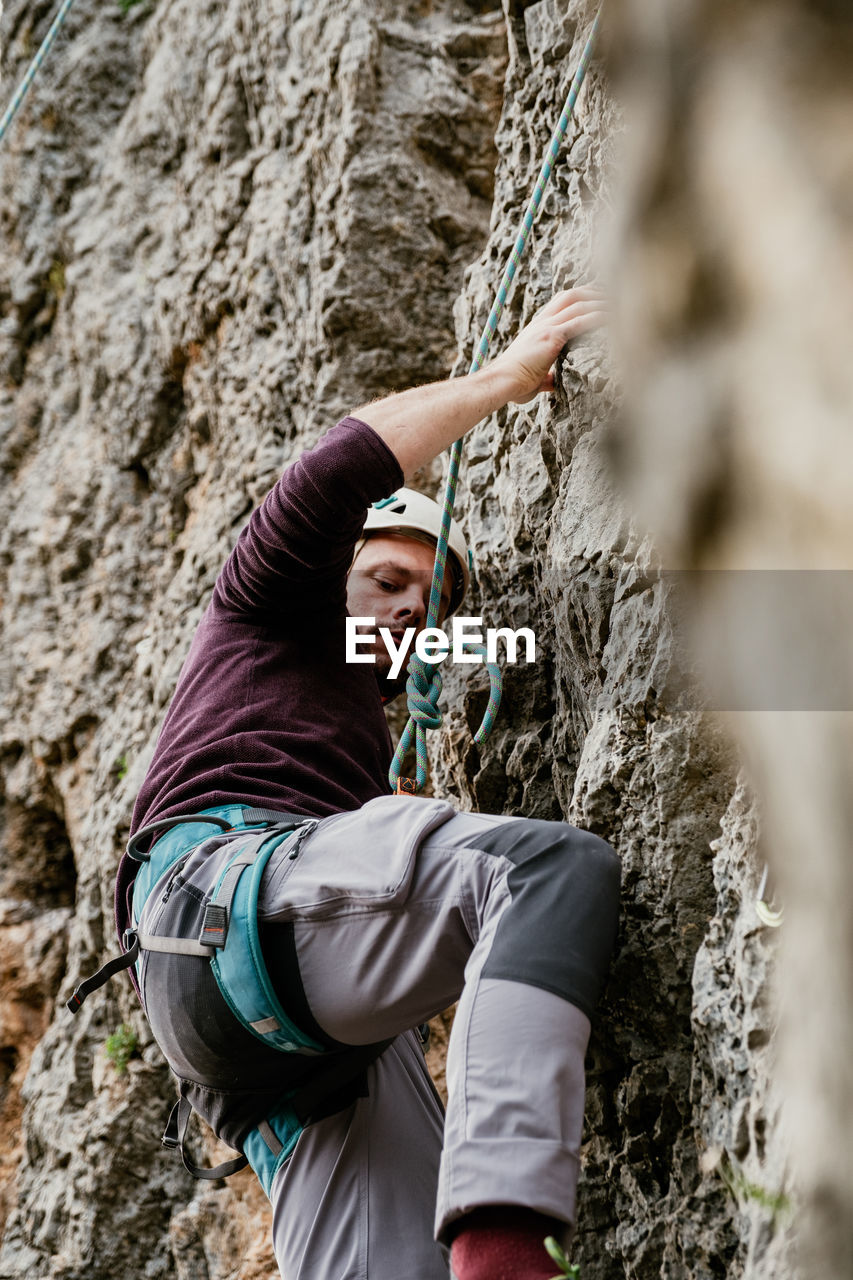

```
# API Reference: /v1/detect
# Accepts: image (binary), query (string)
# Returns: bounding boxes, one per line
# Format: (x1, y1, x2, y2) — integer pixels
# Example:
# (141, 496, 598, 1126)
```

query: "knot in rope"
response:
(405, 656, 443, 731)
(390, 643, 505, 792)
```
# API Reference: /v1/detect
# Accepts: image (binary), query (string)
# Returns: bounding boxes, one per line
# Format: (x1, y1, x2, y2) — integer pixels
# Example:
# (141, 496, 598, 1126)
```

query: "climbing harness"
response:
(390, 8, 603, 794)
(69, 808, 390, 1195)
(0, 0, 79, 148)
(755, 862, 784, 929)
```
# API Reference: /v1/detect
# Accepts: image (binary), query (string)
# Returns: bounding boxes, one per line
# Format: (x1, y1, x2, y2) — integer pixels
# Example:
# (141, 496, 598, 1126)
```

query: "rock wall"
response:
(0, 0, 808, 1276)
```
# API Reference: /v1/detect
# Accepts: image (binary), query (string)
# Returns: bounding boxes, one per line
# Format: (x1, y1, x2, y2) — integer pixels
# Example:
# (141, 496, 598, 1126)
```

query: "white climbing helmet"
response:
(353, 487, 471, 616)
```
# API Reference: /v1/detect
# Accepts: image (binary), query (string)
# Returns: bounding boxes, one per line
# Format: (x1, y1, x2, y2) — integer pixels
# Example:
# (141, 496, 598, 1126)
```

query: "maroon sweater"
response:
(130, 416, 404, 836)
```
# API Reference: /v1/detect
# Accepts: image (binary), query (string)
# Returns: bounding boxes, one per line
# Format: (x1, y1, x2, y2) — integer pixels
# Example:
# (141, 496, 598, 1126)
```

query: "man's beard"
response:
(365, 629, 414, 701)
(374, 660, 408, 702)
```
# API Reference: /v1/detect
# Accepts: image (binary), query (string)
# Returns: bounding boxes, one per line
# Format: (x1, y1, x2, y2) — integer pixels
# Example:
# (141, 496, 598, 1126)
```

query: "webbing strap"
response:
(287, 1039, 393, 1127)
(209, 824, 324, 1055)
(163, 1094, 249, 1180)
(200, 824, 310, 953)
(256, 1120, 283, 1157)
(241, 807, 305, 827)
(206, 848, 262, 944)
(137, 932, 215, 958)
(126, 812, 234, 863)
(66, 931, 140, 1014)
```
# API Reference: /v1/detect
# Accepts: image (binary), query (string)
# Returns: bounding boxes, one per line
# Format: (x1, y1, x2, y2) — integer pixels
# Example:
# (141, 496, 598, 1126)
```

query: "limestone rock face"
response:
(0, 0, 807, 1276)
(605, 1, 853, 1275)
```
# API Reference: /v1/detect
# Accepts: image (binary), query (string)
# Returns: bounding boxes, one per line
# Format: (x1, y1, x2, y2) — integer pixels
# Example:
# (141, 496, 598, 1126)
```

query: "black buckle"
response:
(162, 1098, 184, 1149)
(199, 903, 228, 949)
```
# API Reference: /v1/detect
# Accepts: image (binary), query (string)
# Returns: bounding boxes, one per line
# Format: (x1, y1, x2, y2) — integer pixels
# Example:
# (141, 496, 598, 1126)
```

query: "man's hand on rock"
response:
(491, 286, 607, 405)
(353, 285, 607, 478)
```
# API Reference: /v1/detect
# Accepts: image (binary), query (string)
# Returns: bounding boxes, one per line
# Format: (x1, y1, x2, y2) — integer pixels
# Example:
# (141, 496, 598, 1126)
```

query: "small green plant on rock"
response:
(703, 1147, 790, 1223)
(104, 1022, 138, 1075)
(718, 1153, 790, 1220)
(544, 1236, 580, 1279)
(47, 259, 66, 300)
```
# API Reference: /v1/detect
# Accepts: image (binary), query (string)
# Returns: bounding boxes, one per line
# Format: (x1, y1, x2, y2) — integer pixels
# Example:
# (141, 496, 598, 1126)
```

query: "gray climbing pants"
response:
(248, 794, 621, 1279)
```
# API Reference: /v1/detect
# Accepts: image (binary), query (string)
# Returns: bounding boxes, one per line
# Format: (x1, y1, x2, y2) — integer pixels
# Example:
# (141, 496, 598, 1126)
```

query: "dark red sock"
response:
(450, 1206, 565, 1280)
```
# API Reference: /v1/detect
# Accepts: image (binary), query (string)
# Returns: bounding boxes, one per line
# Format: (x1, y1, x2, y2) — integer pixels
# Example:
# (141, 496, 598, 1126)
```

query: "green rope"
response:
(0, 0, 80, 147)
(390, 7, 603, 792)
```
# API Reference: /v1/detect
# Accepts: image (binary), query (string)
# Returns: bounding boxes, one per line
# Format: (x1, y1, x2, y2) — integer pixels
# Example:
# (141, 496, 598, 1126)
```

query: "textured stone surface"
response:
(0, 0, 820, 1276)
(606, 0, 853, 1275)
(1, 2, 507, 1275)
(691, 778, 793, 1279)
(434, 3, 783, 1275)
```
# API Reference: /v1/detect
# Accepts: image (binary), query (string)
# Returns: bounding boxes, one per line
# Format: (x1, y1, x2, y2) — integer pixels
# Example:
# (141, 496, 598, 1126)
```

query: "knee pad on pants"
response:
(475, 820, 621, 1020)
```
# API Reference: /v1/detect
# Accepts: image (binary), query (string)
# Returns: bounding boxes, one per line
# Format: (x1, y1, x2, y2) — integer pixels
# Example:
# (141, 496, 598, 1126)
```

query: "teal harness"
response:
(136, 808, 321, 1194)
(131, 806, 323, 1050)
(70, 806, 386, 1198)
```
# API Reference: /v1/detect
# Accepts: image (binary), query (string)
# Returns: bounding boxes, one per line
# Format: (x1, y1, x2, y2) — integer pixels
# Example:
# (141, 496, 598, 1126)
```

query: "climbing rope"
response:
(0, 0, 80, 148)
(390, 8, 603, 793)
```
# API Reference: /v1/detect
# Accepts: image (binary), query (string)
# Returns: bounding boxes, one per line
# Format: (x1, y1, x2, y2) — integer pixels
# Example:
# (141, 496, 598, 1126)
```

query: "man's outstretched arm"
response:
(353, 287, 606, 479)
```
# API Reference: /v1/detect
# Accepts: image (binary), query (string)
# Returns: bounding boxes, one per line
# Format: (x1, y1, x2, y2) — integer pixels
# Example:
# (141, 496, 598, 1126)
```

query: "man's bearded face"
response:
(346, 533, 451, 682)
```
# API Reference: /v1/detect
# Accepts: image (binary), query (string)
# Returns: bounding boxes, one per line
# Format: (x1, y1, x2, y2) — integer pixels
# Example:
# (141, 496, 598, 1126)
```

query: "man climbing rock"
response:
(117, 286, 620, 1279)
